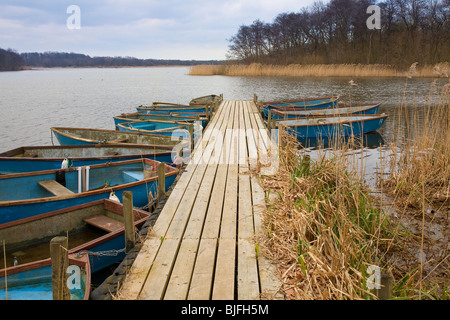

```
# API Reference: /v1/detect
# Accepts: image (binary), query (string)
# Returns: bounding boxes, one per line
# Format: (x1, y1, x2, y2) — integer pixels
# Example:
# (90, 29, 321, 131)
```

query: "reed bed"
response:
(189, 63, 449, 78)
(378, 81, 450, 299)
(382, 82, 450, 209)
(257, 131, 392, 299)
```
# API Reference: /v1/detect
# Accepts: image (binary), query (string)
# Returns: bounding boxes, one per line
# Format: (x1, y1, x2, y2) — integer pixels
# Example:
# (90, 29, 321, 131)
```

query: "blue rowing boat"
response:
(189, 94, 222, 106)
(51, 127, 181, 147)
(136, 105, 207, 113)
(263, 96, 340, 118)
(113, 111, 207, 128)
(273, 114, 389, 139)
(0, 199, 149, 275)
(117, 119, 202, 136)
(0, 254, 90, 300)
(0, 145, 174, 174)
(0, 158, 178, 224)
(269, 103, 381, 120)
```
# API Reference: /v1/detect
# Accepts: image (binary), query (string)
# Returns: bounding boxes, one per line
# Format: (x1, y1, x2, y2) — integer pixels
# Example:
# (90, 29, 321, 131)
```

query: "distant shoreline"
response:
(27, 65, 193, 70)
(189, 63, 450, 78)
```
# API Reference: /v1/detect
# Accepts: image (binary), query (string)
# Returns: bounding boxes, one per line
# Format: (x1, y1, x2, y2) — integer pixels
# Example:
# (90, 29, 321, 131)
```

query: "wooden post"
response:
(81, 166, 87, 192)
(50, 236, 70, 300)
(205, 104, 210, 119)
(268, 110, 272, 130)
(157, 162, 166, 203)
(375, 271, 392, 300)
(189, 123, 194, 151)
(123, 191, 135, 253)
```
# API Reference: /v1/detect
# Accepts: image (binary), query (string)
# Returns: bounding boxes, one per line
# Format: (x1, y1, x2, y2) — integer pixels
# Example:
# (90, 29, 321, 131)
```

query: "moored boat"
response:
(0, 158, 178, 224)
(272, 114, 389, 139)
(269, 103, 381, 120)
(263, 96, 340, 118)
(0, 145, 174, 174)
(189, 94, 222, 106)
(0, 198, 150, 274)
(0, 254, 90, 300)
(50, 127, 182, 147)
(113, 111, 207, 128)
(136, 105, 207, 113)
(117, 119, 202, 136)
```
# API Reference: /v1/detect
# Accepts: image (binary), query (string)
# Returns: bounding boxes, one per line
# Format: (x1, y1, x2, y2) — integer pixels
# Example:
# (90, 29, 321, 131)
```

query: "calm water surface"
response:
(0, 67, 446, 186)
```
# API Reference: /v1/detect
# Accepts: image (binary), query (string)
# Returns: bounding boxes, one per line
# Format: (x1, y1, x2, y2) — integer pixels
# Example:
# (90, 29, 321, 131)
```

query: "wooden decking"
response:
(118, 100, 282, 300)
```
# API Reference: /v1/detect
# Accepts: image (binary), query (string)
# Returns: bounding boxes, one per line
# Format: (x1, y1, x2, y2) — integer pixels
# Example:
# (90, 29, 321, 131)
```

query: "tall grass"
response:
(378, 81, 450, 300)
(189, 62, 449, 78)
(259, 131, 392, 299)
(382, 82, 450, 209)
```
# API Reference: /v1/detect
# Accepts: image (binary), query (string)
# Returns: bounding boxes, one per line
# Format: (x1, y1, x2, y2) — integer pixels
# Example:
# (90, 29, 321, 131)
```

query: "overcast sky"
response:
(0, 0, 320, 60)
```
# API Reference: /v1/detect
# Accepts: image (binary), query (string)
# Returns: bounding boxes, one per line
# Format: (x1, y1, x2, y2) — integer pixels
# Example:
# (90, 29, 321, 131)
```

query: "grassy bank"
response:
(259, 132, 391, 299)
(189, 63, 449, 78)
(378, 81, 450, 299)
(258, 109, 449, 299)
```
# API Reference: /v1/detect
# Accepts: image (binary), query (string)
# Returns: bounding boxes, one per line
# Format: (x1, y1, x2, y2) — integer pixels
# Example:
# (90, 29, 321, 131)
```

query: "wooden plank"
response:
(187, 104, 236, 299)
(163, 239, 198, 299)
(138, 101, 232, 299)
(84, 215, 124, 233)
(211, 101, 240, 299)
(212, 238, 236, 300)
(118, 100, 283, 301)
(163, 104, 233, 300)
(118, 101, 229, 299)
(186, 239, 217, 300)
(138, 238, 180, 300)
(251, 175, 283, 300)
(237, 239, 260, 300)
(38, 180, 74, 196)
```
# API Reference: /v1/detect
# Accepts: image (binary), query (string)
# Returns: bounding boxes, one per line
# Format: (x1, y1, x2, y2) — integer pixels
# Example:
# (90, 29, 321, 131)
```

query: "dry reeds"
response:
(189, 63, 450, 78)
(378, 79, 450, 299)
(258, 131, 391, 299)
(382, 82, 450, 210)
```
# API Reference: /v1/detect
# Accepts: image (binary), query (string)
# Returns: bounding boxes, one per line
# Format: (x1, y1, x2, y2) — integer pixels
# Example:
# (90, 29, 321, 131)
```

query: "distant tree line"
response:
(0, 48, 25, 71)
(227, 0, 450, 67)
(20, 52, 222, 68)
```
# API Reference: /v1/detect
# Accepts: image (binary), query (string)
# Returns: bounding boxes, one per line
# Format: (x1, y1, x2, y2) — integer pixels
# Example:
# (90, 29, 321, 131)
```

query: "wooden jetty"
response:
(117, 100, 282, 300)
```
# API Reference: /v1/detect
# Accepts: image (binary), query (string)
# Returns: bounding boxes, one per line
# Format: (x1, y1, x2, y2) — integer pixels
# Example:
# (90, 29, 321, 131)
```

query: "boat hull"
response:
(51, 127, 180, 148)
(0, 159, 178, 224)
(263, 96, 339, 118)
(113, 112, 207, 128)
(136, 106, 207, 113)
(0, 255, 90, 300)
(277, 115, 388, 139)
(0, 145, 173, 174)
(0, 199, 149, 274)
(270, 104, 380, 120)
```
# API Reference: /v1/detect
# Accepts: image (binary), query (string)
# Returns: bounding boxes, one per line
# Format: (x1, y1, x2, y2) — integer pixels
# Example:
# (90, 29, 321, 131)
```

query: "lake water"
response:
(0, 67, 446, 187)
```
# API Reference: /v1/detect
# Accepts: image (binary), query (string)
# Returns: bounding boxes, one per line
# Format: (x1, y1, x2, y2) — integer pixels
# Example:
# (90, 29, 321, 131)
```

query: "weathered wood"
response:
(119, 100, 229, 299)
(84, 215, 124, 233)
(50, 236, 70, 300)
(123, 191, 135, 252)
(117, 100, 282, 301)
(157, 163, 166, 202)
(375, 271, 393, 300)
(38, 180, 74, 196)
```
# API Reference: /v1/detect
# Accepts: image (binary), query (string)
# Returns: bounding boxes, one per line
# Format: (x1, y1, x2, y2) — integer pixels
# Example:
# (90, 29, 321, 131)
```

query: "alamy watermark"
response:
(66, 5, 81, 30)
(366, 265, 382, 290)
(169, 125, 280, 175)
(367, 5, 381, 30)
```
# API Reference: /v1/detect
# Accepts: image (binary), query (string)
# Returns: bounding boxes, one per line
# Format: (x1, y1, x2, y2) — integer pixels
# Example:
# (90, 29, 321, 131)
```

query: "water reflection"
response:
(0, 67, 446, 153)
(297, 132, 385, 150)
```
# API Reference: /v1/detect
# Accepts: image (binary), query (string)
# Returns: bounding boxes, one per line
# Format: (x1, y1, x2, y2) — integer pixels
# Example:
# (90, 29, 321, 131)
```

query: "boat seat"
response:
(122, 170, 144, 183)
(84, 215, 124, 233)
(108, 138, 128, 143)
(38, 180, 74, 196)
